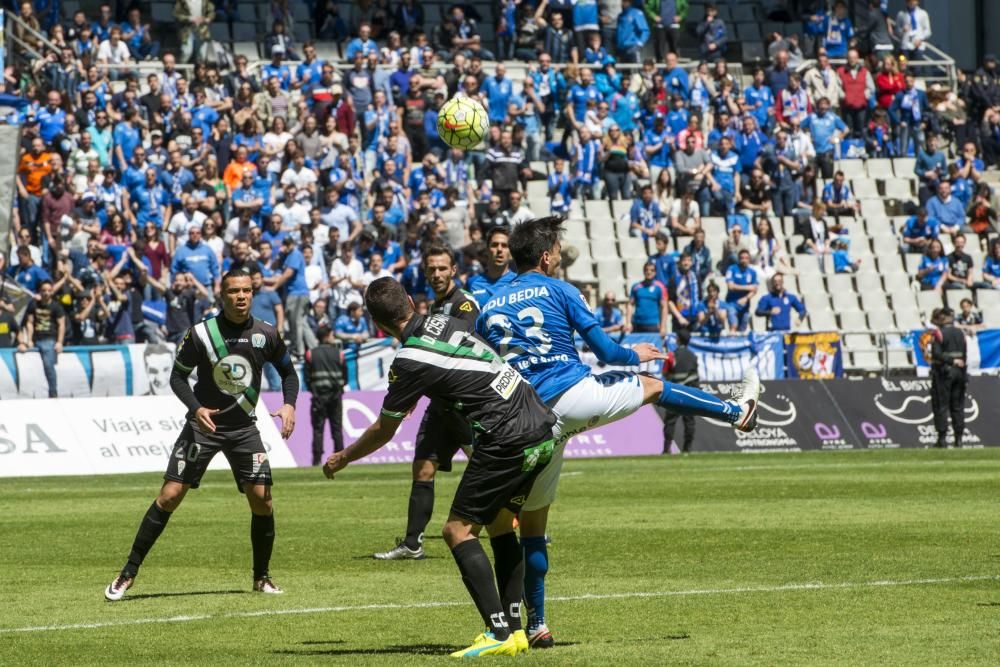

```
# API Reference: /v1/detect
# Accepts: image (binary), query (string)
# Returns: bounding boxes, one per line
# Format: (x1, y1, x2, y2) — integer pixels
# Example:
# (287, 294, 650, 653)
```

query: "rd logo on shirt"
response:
(213, 354, 253, 395)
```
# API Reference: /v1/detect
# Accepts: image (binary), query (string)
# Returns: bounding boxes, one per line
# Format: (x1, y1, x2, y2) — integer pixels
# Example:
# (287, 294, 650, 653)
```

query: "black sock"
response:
(490, 532, 525, 633)
(404, 480, 434, 549)
(451, 539, 511, 640)
(122, 501, 172, 578)
(251, 513, 275, 580)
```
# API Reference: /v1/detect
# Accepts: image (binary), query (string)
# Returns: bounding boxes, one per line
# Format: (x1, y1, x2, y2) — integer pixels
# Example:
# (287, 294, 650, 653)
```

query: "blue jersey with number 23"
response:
(476, 271, 598, 403)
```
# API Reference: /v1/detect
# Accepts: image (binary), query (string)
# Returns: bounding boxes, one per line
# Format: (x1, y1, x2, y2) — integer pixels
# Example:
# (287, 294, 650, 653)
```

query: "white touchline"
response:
(3, 574, 997, 635)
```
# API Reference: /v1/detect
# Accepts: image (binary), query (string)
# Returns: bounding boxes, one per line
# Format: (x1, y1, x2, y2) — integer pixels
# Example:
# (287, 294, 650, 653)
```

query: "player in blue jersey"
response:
(466, 226, 516, 307)
(476, 217, 761, 648)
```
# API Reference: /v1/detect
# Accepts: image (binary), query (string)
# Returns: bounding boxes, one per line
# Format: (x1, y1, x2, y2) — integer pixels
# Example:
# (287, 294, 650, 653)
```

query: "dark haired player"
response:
(325, 277, 556, 657)
(466, 225, 516, 306)
(374, 245, 482, 560)
(104, 271, 299, 601)
(477, 216, 761, 647)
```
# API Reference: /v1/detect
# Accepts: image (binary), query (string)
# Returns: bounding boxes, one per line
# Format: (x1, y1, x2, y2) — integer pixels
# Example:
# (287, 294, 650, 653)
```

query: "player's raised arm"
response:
(564, 284, 651, 365)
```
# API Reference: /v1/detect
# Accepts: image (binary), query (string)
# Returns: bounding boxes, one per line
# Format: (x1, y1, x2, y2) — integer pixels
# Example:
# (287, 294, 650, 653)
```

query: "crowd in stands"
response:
(2, 0, 1000, 382)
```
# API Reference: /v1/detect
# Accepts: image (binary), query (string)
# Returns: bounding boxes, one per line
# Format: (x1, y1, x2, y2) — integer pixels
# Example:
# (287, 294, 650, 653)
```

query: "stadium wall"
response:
(0, 378, 995, 478)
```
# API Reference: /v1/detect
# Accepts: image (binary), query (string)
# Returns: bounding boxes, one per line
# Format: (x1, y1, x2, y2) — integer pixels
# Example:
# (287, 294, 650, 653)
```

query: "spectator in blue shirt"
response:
(630, 185, 665, 248)
(755, 273, 807, 331)
(112, 107, 142, 172)
(822, 1, 854, 58)
(982, 239, 1000, 289)
(662, 52, 689, 99)
(901, 207, 940, 253)
(695, 281, 729, 336)
(696, 4, 728, 62)
(270, 236, 315, 358)
(334, 302, 370, 352)
(650, 232, 678, 286)
(744, 68, 776, 134)
(250, 267, 285, 390)
(628, 262, 668, 335)
(616, 0, 650, 64)
(917, 239, 948, 290)
(36, 90, 67, 145)
(597, 291, 626, 334)
(170, 224, 219, 290)
(890, 73, 929, 157)
(189, 88, 220, 137)
(803, 97, 847, 178)
(708, 136, 740, 214)
(734, 115, 770, 176)
(925, 181, 967, 238)
(481, 63, 514, 124)
(345, 23, 377, 61)
(725, 249, 759, 332)
(8, 246, 52, 295)
(914, 134, 948, 200)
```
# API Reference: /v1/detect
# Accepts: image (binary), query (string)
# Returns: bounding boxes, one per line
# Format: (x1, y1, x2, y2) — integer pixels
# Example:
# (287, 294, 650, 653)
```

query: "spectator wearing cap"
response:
(171, 222, 219, 291)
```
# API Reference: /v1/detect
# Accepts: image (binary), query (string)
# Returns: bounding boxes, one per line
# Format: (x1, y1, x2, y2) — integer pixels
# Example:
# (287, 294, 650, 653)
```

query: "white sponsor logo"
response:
(252, 452, 268, 475)
(251, 334, 266, 349)
(873, 393, 979, 425)
(213, 354, 253, 395)
(176, 460, 186, 475)
(490, 365, 522, 400)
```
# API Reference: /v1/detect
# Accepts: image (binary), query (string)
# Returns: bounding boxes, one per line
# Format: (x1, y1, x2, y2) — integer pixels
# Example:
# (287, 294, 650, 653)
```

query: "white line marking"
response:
(4, 574, 996, 635)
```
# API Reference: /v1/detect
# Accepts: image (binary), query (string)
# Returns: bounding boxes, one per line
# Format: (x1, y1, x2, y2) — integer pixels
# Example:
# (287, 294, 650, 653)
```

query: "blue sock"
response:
(658, 382, 739, 423)
(522, 536, 549, 628)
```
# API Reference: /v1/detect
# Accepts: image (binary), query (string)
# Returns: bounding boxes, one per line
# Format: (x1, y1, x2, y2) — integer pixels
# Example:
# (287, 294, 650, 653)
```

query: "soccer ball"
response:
(437, 96, 490, 150)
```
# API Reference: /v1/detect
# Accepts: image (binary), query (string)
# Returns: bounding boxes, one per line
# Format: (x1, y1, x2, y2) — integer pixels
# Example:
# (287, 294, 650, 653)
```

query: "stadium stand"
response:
(2, 0, 999, 386)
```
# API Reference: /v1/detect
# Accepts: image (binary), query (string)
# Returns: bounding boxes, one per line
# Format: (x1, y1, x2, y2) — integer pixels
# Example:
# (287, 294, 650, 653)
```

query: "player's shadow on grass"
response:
(275, 643, 465, 656)
(121, 589, 248, 601)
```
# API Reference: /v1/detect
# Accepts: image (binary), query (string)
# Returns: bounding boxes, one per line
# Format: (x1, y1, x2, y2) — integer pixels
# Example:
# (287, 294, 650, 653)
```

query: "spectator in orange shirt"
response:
(223, 145, 258, 193)
(18, 135, 54, 234)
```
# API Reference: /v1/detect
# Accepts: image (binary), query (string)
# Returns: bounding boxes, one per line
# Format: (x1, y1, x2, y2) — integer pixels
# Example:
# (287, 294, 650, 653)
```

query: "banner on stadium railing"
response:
(667, 332, 785, 381)
(261, 392, 665, 466)
(577, 333, 784, 381)
(0, 396, 296, 478)
(909, 329, 998, 377)
(691, 377, 1000, 452)
(784, 332, 843, 379)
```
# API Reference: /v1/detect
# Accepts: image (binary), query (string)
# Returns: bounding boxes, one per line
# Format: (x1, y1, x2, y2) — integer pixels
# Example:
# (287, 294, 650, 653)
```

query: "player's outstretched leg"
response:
(654, 368, 761, 432)
(246, 483, 282, 594)
(444, 516, 519, 658)
(104, 482, 186, 601)
(374, 459, 435, 560)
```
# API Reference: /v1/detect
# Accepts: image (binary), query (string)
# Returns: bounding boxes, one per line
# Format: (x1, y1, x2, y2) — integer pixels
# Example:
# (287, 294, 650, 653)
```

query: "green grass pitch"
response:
(3, 448, 999, 665)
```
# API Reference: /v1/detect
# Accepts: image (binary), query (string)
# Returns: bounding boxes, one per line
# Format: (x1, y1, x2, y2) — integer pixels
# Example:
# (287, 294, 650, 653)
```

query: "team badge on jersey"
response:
(459, 301, 473, 312)
(213, 354, 253, 395)
(252, 333, 266, 348)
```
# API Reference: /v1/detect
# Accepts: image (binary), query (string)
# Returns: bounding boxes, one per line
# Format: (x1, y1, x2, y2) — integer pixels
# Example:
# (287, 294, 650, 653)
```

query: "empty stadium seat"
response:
(838, 161, 867, 180)
(892, 158, 917, 177)
(564, 219, 588, 240)
(916, 290, 943, 313)
(566, 258, 598, 283)
(866, 310, 896, 330)
(808, 309, 837, 330)
(886, 350, 913, 370)
(883, 179, 913, 200)
(844, 333, 877, 350)
(832, 290, 860, 312)
(619, 237, 647, 260)
(851, 178, 879, 199)
(866, 158, 894, 178)
(848, 350, 882, 371)
(860, 290, 889, 312)
(839, 310, 868, 330)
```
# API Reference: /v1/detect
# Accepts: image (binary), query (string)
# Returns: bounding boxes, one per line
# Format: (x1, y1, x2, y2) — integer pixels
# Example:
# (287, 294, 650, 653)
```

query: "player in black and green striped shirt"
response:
(104, 271, 299, 601)
(324, 277, 556, 657)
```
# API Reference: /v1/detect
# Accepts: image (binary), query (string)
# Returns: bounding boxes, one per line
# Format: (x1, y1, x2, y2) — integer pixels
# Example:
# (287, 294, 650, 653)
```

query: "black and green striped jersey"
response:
(172, 315, 294, 429)
(432, 286, 479, 324)
(381, 314, 556, 449)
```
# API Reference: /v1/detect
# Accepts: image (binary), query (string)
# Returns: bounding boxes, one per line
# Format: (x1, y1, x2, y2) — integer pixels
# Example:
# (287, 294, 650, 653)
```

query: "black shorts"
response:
(450, 438, 554, 526)
(163, 421, 272, 490)
(414, 406, 474, 473)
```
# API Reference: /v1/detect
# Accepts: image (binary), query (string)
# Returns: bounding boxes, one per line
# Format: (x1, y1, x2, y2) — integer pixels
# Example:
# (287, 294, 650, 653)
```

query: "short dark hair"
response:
(221, 269, 252, 288)
(486, 225, 510, 245)
(676, 328, 692, 346)
(509, 216, 564, 273)
(365, 276, 412, 327)
(422, 244, 455, 267)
